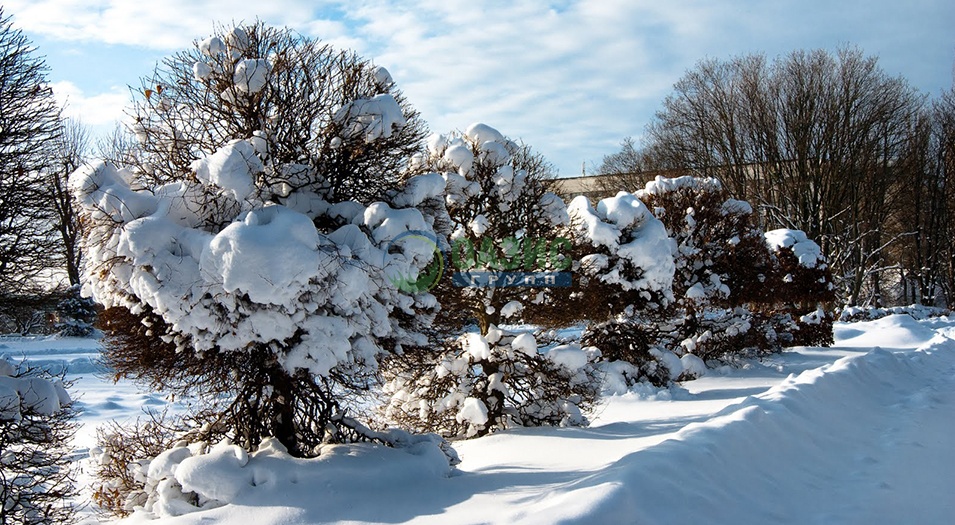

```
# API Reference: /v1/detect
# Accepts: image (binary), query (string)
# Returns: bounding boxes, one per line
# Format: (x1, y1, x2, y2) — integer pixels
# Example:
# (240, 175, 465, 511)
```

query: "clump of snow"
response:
(335, 94, 406, 143)
(191, 139, 262, 202)
(456, 397, 489, 427)
(193, 61, 213, 81)
(637, 174, 722, 198)
(501, 300, 523, 319)
(721, 198, 753, 215)
(464, 122, 506, 145)
(389, 172, 446, 208)
(199, 36, 226, 56)
(233, 59, 270, 94)
(199, 205, 323, 305)
(510, 332, 537, 355)
(649, 347, 684, 380)
(546, 343, 590, 370)
(685, 282, 706, 299)
(372, 65, 393, 86)
(680, 353, 707, 379)
(442, 140, 474, 176)
(568, 192, 674, 296)
(764, 228, 823, 268)
(463, 332, 491, 360)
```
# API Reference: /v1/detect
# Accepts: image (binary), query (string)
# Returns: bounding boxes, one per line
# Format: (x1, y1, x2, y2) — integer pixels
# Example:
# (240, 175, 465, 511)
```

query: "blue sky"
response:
(4, 0, 954, 177)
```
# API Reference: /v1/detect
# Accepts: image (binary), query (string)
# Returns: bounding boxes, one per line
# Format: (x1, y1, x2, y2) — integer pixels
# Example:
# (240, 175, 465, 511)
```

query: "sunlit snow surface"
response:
(5, 313, 954, 524)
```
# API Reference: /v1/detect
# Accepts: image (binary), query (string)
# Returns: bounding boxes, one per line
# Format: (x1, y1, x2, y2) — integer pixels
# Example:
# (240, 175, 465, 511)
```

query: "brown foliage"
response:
(98, 305, 384, 457)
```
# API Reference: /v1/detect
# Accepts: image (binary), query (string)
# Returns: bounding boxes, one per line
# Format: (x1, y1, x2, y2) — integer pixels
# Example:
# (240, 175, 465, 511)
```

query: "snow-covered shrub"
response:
(0, 360, 77, 525)
(382, 125, 600, 437)
(89, 411, 189, 516)
(634, 175, 834, 360)
(72, 23, 437, 457)
(559, 191, 678, 385)
(54, 284, 97, 337)
(565, 191, 675, 317)
(580, 321, 677, 387)
(838, 304, 951, 322)
(763, 229, 836, 346)
(410, 123, 572, 331)
(384, 327, 600, 438)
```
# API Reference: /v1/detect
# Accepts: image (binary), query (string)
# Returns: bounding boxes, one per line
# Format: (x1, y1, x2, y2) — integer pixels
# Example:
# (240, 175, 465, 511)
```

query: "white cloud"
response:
(7, 0, 953, 176)
(51, 81, 128, 126)
(335, 0, 708, 174)
(3, 0, 320, 49)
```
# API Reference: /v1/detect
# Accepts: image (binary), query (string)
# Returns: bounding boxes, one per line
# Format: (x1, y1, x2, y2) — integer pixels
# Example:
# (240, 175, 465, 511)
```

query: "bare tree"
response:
(644, 48, 925, 306)
(0, 8, 61, 300)
(47, 118, 90, 287)
(895, 80, 955, 306)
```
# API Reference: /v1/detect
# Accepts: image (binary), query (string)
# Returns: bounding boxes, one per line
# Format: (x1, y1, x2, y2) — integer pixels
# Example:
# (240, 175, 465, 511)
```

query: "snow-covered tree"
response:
(635, 175, 833, 361)
(0, 360, 77, 525)
(71, 22, 440, 457)
(407, 124, 571, 332)
(126, 21, 425, 203)
(763, 228, 836, 346)
(382, 124, 599, 438)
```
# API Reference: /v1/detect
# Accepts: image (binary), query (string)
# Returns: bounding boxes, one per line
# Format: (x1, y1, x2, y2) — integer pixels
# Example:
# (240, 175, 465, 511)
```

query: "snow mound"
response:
(0, 359, 69, 420)
(834, 314, 941, 349)
(133, 435, 455, 520)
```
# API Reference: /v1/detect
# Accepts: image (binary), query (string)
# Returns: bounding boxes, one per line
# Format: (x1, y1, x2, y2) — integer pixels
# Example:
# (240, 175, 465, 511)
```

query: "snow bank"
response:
(834, 313, 942, 349)
(531, 333, 955, 524)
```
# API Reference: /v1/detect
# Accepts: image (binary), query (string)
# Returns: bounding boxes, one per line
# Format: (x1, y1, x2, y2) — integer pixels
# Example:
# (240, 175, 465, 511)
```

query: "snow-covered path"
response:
(419, 318, 955, 525)
(5, 314, 955, 524)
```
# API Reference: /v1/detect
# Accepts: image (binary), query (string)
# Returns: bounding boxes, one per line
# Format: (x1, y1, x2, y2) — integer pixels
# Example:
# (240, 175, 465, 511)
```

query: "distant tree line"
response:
(597, 48, 955, 309)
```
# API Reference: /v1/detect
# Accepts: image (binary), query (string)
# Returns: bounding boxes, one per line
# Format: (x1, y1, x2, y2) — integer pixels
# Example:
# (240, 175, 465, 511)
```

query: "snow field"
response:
(7, 314, 954, 524)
